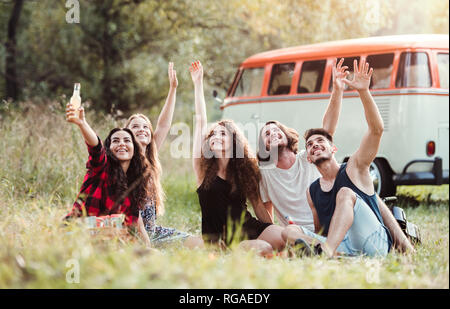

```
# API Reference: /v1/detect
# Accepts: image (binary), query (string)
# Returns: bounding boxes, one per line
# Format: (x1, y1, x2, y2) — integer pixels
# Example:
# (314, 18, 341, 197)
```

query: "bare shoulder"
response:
(306, 186, 314, 207)
(192, 158, 204, 188)
(195, 176, 205, 190)
(346, 156, 375, 195)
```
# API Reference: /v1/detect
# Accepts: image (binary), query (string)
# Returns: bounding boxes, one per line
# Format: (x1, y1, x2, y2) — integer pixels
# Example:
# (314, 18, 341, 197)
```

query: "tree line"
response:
(0, 0, 448, 120)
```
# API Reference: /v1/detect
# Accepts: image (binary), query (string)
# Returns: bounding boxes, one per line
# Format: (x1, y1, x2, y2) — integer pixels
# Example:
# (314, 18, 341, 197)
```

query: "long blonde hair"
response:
(125, 114, 165, 216)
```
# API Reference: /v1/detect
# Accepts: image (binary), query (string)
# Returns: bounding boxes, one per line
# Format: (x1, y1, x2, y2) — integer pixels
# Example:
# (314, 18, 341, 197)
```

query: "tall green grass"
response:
(0, 102, 448, 288)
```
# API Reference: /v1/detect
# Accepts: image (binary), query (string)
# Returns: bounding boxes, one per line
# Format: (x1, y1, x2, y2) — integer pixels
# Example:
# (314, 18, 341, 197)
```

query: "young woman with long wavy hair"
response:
(125, 63, 203, 248)
(190, 61, 285, 257)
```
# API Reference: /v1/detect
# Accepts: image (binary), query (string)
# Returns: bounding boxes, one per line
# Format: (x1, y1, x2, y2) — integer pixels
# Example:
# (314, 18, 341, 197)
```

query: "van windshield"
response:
(233, 67, 265, 97)
(395, 52, 431, 88)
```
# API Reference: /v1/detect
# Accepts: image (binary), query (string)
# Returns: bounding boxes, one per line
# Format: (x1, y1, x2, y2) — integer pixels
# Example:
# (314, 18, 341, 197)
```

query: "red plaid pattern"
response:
(65, 136, 139, 226)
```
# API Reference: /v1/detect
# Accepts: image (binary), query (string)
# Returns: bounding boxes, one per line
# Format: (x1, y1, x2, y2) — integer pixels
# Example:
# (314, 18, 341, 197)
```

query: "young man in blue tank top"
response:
(282, 59, 415, 258)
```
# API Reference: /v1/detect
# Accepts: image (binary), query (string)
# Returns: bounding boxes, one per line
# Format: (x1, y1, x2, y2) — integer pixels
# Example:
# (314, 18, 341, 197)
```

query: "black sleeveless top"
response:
(196, 176, 271, 245)
(309, 163, 392, 248)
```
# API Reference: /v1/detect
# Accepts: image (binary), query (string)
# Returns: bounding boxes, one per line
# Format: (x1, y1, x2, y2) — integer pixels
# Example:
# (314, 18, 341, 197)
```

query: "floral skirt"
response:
(149, 225, 190, 245)
(140, 201, 190, 246)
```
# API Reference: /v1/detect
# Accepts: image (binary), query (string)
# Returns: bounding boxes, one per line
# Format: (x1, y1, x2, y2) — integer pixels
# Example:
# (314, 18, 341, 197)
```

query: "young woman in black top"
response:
(190, 61, 285, 257)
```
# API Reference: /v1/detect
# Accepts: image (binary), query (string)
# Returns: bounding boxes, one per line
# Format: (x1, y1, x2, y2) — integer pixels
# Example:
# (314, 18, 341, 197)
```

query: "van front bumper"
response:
(393, 157, 449, 186)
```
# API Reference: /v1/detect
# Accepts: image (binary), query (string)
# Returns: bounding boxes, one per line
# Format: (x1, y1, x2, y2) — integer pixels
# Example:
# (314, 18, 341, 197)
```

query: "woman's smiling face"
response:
(109, 130, 134, 162)
(209, 124, 232, 156)
(128, 117, 151, 146)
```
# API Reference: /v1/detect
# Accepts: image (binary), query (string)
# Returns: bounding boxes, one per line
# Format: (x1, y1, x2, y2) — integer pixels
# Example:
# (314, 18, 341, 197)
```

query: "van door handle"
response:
(251, 114, 259, 119)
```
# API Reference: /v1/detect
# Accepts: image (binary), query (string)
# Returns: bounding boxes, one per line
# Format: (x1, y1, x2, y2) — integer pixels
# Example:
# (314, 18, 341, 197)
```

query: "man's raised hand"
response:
(343, 59, 373, 91)
(332, 58, 349, 91)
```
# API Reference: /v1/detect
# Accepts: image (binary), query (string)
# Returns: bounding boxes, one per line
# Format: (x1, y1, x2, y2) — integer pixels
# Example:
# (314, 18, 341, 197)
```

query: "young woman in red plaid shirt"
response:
(65, 104, 153, 243)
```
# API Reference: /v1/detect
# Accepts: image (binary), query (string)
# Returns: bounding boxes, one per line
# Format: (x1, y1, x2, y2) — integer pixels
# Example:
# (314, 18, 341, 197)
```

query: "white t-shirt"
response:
(259, 150, 320, 231)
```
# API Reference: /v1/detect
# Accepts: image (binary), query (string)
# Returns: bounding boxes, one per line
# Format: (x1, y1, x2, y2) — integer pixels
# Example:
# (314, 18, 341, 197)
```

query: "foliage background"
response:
(0, 0, 448, 123)
(0, 0, 448, 289)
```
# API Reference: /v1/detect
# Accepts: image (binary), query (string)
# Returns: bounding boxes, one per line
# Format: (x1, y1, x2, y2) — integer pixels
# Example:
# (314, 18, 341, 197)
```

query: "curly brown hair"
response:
(125, 114, 165, 216)
(257, 120, 300, 162)
(104, 128, 151, 217)
(199, 120, 261, 203)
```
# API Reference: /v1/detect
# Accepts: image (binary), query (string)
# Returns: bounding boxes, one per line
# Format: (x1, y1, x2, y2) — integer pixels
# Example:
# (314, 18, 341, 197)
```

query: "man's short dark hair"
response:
(304, 128, 333, 144)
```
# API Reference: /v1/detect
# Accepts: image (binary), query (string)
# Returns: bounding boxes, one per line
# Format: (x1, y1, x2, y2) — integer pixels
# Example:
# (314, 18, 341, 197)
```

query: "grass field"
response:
(0, 102, 448, 289)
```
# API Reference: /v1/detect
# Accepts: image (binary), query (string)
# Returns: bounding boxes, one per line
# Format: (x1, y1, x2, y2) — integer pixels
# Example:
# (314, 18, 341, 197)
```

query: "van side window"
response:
(366, 53, 394, 89)
(395, 52, 431, 88)
(298, 60, 326, 93)
(268, 63, 295, 95)
(233, 67, 265, 97)
(329, 56, 360, 91)
(437, 53, 449, 89)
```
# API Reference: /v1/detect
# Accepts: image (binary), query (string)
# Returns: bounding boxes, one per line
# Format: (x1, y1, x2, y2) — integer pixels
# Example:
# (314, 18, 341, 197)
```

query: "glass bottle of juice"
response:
(70, 83, 81, 118)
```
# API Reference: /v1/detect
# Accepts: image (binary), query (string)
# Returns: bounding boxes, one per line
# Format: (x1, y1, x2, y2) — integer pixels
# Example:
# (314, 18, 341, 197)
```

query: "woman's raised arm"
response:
(66, 103, 98, 147)
(153, 62, 178, 150)
(189, 61, 207, 186)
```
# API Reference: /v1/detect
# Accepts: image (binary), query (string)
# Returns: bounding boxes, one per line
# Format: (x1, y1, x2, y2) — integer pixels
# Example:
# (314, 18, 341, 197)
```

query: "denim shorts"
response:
(301, 195, 390, 257)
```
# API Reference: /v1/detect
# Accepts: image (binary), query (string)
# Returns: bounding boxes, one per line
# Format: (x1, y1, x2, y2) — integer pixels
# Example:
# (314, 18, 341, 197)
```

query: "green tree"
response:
(1, 0, 396, 120)
(4, 0, 24, 101)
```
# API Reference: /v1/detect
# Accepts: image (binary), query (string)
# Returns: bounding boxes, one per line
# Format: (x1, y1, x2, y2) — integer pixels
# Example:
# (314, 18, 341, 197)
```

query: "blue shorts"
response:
(301, 196, 390, 257)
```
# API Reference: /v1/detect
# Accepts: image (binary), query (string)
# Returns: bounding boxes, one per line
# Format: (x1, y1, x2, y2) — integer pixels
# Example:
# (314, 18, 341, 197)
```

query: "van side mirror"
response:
(212, 90, 223, 103)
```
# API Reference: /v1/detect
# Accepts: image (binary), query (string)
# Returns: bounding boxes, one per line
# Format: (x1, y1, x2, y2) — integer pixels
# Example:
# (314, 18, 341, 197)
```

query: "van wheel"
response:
(370, 159, 396, 197)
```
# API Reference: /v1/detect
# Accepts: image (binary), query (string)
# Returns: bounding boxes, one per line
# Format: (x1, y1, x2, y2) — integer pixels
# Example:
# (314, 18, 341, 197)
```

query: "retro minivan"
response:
(220, 34, 449, 197)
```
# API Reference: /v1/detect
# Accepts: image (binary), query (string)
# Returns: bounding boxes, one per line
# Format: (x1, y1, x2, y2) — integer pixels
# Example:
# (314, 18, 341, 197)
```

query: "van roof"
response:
(242, 34, 449, 66)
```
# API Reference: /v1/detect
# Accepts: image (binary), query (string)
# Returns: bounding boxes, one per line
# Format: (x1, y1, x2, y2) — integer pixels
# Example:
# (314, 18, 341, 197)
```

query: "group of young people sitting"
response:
(65, 59, 415, 258)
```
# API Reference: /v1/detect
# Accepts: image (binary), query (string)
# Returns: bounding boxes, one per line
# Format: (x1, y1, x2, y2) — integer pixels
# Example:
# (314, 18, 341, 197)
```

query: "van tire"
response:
(370, 159, 396, 197)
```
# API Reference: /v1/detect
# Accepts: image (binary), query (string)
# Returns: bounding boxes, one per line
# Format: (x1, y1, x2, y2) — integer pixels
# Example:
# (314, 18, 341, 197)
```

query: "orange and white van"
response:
(220, 34, 449, 197)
